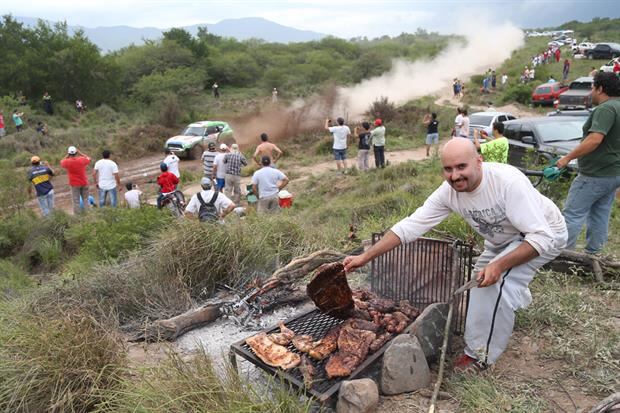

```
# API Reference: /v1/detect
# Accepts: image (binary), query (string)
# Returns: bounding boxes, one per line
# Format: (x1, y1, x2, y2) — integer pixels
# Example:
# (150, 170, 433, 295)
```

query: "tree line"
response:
(0, 15, 450, 109)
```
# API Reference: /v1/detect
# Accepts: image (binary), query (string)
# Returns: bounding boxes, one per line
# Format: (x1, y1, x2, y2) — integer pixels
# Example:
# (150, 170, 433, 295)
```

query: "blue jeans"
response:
(98, 187, 118, 207)
(563, 174, 620, 253)
(37, 189, 55, 216)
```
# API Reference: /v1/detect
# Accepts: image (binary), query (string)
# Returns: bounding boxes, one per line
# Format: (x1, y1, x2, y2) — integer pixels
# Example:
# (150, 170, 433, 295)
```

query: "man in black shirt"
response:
(354, 121, 371, 172)
(423, 112, 439, 157)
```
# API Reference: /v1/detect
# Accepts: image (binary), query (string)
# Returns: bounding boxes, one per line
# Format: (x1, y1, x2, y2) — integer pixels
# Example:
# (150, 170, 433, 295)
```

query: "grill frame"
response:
(229, 308, 407, 402)
(370, 235, 473, 334)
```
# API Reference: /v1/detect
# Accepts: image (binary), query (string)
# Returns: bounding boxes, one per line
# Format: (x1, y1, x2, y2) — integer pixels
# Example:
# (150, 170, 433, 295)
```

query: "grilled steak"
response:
(347, 318, 381, 333)
(246, 333, 301, 370)
(299, 355, 315, 389)
(325, 352, 362, 379)
(398, 300, 420, 319)
(368, 298, 396, 313)
(308, 325, 341, 360)
(337, 326, 375, 359)
(370, 332, 393, 352)
(269, 321, 296, 346)
(307, 262, 354, 318)
(291, 335, 314, 353)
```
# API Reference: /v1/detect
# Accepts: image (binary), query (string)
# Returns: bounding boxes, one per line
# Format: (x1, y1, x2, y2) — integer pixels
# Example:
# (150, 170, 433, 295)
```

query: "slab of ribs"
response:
(245, 262, 421, 387)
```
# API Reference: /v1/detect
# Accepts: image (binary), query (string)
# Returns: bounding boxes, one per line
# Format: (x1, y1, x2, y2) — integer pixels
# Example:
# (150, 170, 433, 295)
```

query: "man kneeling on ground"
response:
(252, 156, 289, 214)
(185, 178, 235, 222)
(343, 138, 567, 372)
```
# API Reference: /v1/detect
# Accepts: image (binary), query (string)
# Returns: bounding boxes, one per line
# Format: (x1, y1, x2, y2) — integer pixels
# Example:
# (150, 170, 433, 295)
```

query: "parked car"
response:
(467, 111, 516, 140)
(531, 82, 569, 106)
(586, 43, 620, 60)
(547, 109, 592, 119)
(502, 117, 583, 170)
(558, 77, 594, 110)
(572, 42, 594, 54)
(548, 40, 563, 48)
(600, 57, 620, 73)
(165, 120, 234, 159)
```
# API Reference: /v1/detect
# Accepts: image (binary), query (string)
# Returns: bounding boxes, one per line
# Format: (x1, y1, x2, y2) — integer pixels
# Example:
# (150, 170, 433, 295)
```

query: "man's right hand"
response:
(343, 254, 368, 273)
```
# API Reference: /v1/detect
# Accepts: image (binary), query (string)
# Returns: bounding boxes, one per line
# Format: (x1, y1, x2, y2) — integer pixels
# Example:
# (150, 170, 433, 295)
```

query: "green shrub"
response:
(368, 96, 397, 123)
(63, 207, 173, 276)
(500, 83, 533, 105)
(0, 260, 33, 300)
(0, 304, 124, 412)
(0, 210, 37, 257)
(19, 209, 73, 271)
(157, 92, 181, 128)
(131, 67, 206, 103)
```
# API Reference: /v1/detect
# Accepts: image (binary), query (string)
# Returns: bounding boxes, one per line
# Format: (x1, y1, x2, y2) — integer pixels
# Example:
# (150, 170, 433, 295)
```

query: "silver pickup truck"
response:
(558, 77, 593, 110)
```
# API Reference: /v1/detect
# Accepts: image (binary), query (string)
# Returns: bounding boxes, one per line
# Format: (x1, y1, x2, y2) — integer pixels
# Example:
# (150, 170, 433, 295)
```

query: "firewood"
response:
(129, 304, 221, 342)
(588, 392, 620, 413)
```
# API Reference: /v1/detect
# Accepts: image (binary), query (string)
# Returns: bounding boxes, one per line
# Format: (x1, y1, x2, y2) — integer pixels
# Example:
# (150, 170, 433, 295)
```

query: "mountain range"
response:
(14, 16, 328, 52)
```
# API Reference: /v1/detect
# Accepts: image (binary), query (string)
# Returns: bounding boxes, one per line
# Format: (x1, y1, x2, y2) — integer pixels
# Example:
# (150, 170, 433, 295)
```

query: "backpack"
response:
(197, 191, 219, 222)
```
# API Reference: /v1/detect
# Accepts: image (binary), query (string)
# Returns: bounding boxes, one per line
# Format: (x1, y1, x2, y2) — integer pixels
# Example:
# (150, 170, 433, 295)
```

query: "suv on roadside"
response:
(502, 117, 583, 171)
(165, 121, 234, 159)
(558, 77, 594, 110)
(586, 43, 620, 60)
(467, 111, 517, 139)
(531, 82, 569, 106)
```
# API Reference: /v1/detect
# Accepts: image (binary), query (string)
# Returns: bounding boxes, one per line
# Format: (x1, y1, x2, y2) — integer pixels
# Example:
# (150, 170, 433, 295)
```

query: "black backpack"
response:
(196, 191, 219, 222)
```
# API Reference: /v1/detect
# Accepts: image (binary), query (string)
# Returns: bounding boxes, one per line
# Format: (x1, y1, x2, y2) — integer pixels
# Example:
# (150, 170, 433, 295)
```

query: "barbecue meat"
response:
(352, 290, 376, 301)
(370, 332, 393, 352)
(350, 308, 372, 321)
(398, 300, 421, 319)
(347, 318, 381, 333)
(246, 333, 300, 370)
(291, 335, 314, 353)
(368, 298, 396, 313)
(299, 355, 315, 389)
(307, 262, 353, 319)
(325, 353, 362, 379)
(337, 326, 375, 359)
(308, 325, 341, 360)
(268, 321, 295, 346)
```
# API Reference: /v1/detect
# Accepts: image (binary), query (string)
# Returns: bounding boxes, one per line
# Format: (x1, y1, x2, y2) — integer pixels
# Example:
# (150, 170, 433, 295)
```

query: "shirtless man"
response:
(253, 133, 283, 167)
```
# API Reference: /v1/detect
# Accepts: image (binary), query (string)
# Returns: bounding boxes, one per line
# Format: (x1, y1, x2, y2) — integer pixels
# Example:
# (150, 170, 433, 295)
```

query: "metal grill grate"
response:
(230, 308, 406, 402)
(370, 235, 473, 334)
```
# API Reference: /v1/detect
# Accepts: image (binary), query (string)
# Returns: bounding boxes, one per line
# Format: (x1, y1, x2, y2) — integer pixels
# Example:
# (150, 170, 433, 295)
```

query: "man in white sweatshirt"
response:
(344, 138, 567, 371)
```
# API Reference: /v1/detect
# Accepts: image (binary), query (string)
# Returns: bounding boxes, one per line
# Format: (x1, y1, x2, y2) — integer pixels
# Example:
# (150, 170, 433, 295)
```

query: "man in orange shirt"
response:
(60, 146, 91, 214)
(253, 133, 283, 167)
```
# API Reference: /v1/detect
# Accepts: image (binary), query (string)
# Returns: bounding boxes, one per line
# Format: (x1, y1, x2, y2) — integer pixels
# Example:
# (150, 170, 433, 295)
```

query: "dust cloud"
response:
(229, 22, 524, 147)
(337, 22, 525, 117)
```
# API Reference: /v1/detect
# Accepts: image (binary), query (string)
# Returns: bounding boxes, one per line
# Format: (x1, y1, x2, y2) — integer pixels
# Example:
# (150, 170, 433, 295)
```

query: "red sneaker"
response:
(453, 354, 486, 373)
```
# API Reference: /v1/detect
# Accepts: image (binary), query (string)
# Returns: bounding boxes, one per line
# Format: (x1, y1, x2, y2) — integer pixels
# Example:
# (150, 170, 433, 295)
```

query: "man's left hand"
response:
(477, 261, 504, 287)
(556, 156, 570, 169)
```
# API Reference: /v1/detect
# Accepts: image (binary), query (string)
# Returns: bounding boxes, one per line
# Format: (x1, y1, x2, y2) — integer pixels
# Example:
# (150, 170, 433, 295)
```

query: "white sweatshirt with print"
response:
(391, 163, 566, 255)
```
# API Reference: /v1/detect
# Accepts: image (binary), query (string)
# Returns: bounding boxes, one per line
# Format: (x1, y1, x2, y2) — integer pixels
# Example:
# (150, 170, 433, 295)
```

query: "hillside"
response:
(14, 15, 327, 51)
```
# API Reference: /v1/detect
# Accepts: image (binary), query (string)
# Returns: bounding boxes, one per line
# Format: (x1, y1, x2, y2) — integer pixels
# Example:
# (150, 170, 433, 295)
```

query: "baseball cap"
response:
(374, 119, 382, 126)
(67, 146, 77, 155)
(219, 143, 228, 150)
(231, 143, 239, 152)
(30, 155, 40, 164)
(200, 177, 213, 189)
(261, 155, 271, 166)
(208, 142, 216, 149)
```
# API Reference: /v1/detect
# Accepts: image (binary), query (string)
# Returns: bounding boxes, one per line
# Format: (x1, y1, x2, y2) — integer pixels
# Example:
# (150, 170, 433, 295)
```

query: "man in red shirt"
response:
(156, 162, 180, 209)
(60, 145, 91, 214)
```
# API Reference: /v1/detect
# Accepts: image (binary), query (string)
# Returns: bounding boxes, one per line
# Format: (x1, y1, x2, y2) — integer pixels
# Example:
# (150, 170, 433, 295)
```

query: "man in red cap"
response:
(370, 118, 386, 168)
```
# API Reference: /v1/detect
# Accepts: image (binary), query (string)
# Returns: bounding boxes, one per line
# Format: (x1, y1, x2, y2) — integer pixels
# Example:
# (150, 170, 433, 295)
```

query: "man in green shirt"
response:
(557, 72, 620, 253)
(473, 122, 509, 163)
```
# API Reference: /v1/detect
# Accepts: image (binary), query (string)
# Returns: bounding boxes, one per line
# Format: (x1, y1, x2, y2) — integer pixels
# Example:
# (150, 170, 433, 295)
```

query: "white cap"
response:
(219, 143, 228, 150)
(231, 143, 239, 152)
(67, 146, 77, 154)
(278, 190, 292, 199)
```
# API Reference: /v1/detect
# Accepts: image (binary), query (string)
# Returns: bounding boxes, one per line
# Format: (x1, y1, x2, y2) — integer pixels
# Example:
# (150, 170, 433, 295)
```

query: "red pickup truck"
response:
(531, 82, 569, 106)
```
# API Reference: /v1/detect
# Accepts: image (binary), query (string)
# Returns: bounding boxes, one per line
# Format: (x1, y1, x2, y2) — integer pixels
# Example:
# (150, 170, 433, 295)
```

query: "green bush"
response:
(0, 260, 33, 300)
(131, 67, 206, 103)
(0, 304, 124, 412)
(500, 83, 533, 105)
(18, 210, 73, 271)
(0, 210, 37, 257)
(63, 207, 173, 276)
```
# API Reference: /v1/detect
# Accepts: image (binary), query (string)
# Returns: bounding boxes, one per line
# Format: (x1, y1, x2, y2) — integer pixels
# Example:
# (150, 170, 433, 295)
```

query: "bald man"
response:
(344, 139, 567, 371)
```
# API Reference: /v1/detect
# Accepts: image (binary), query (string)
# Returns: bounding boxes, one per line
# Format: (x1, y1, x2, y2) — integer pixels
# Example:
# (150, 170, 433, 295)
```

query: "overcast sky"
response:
(2, 0, 618, 38)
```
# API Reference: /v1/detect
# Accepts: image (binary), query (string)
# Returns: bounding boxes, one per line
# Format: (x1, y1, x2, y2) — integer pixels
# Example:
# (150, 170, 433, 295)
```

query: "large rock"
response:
(337, 379, 379, 413)
(405, 302, 449, 362)
(380, 334, 431, 395)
